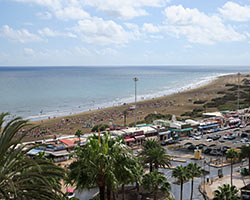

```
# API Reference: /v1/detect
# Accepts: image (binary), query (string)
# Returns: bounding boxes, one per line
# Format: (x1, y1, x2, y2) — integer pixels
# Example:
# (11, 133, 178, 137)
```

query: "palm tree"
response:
(142, 170, 171, 200)
(172, 165, 189, 200)
(68, 133, 136, 200)
(213, 184, 240, 200)
(115, 152, 143, 200)
(240, 145, 250, 173)
(123, 110, 128, 127)
(141, 139, 171, 172)
(226, 149, 238, 186)
(0, 112, 65, 200)
(186, 162, 202, 200)
(75, 129, 83, 145)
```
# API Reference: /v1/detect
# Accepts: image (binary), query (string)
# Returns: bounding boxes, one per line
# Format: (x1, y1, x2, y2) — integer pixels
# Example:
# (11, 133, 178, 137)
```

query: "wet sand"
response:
(23, 73, 248, 141)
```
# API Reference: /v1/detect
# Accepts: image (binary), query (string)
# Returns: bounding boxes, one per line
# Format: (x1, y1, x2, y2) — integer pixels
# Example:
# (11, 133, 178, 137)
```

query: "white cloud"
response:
(95, 48, 118, 56)
(163, 5, 245, 45)
(72, 17, 137, 45)
(0, 25, 43, 43)
(36, 11, 52, 20)
(219, 2, 250, 22)
(142, 23, 160, 33)
(24, 48, 36, 56)
(55, 7, 90, 20)
(38, 27, 77, 38)
(184, 45, 192, 49)
(82, 0, 168, 19)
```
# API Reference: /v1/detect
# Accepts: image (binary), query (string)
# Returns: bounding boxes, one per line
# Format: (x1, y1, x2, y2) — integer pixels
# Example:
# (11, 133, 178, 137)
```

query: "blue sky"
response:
(1, 0, 250, 66)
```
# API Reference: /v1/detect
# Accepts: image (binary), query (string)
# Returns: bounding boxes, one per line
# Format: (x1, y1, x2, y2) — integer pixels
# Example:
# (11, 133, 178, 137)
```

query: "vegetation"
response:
(140, 139, 171, 172)
(172, 165, 189, 200)
(240, 145, 250, 173)
(142, 170, 171, 200)
(75, 129, 83, 145)
(226, 149, 238, 186)
(0, 112, 65, 200)
(144, 113, 172, 123)
(193, 100, 207, 104)
(67, 132, 143, 200)
(213, 184, 240, 200)
(186, 163, 202, 200)
(91, 123, 109, 132)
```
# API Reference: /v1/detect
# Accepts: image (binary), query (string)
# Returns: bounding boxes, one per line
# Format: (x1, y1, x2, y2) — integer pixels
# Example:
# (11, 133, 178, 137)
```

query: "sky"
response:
(1, 0, 250, 66)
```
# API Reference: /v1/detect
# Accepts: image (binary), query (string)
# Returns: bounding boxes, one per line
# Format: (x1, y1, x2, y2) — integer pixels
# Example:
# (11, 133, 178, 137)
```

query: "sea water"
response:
(0, 66, 249, 120)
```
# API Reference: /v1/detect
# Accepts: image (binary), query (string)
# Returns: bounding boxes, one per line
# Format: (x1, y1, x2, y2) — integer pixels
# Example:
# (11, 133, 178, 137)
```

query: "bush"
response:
(144, 113, 172, 123)
(91, 124, 109, 132)
(193, 100, 207, 104)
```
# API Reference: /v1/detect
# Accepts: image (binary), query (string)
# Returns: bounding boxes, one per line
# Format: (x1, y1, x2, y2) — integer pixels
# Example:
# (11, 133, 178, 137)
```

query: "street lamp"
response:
(237, 72, 241, 112)
(133, 77, 139, 127)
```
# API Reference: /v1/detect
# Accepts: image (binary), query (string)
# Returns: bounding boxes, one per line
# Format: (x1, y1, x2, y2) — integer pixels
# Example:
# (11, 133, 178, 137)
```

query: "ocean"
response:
(0, 66, 249, 121)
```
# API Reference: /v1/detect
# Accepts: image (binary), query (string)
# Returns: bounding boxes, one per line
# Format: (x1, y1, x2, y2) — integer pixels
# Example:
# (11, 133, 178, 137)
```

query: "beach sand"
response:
(23, 73, 248, 141)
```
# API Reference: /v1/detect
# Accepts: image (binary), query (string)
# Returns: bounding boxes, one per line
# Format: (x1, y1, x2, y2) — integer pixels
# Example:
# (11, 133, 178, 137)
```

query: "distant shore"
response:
(23, 73, 248, 141)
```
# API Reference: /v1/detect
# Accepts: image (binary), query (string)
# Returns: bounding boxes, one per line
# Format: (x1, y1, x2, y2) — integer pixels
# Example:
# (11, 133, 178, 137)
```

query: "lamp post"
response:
(133, 77, 138, 127)
(237, 72, 240, 112)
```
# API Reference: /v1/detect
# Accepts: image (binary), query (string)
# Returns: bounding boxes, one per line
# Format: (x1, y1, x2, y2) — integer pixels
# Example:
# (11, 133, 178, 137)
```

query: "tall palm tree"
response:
(67, 133, 136, 200)
(186, 162, 202, 200)
(141, 139, 171, 172)
(0, 112, 65, 200)
(123, 110, 128, 127)
(240, 145, 250, 173)
(142, 170, 171, 200)
(172, 165, 189, 200)
(75, 129, 83, 145)
(115, 152, 143, 200)
(226, 149, 238, 186)
(213, 184, 240, 200)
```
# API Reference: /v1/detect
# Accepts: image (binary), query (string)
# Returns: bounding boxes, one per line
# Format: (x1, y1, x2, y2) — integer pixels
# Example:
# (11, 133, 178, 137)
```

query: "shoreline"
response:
(20, 72, 248, 141)
(25, 73, 227, 122)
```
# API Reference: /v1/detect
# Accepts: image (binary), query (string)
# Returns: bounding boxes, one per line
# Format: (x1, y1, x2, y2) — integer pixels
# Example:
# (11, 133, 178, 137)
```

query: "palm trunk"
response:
(153, 190, 157, 200)
(231, 159, 233, 186)
(122, 184, 125, 200)
(190, 178, 194, 200)
(107, 184, 112, 200)
(150, 162, 153, 172)
(99, 185, 105, 200)
(124, 115, 127, 126)
(248, 156, 250, 174)
(180, 180, 183, 200)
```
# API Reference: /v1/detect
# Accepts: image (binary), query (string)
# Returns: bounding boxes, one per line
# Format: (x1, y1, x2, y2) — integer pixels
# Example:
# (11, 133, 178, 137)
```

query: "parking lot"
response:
(174, 125, 250, 156)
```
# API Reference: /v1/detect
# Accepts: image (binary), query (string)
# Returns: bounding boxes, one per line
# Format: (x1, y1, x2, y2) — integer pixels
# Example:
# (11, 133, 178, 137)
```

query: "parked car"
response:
(207, 138, 213, 142)
(194, 136, 201, 140)
(241, 138, 248, 143)
(212, 135, 221, 141)
(227, 135, 236, 140)
(241, 133, 248, 138)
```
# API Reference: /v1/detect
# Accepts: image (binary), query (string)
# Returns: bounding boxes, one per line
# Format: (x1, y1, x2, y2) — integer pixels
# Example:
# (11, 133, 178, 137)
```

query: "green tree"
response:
(123, 110, 128, 127)
(240, 145, 250, 173)
(67, 133, 137, 200)
(142, 170, 171, 200)
(116, 153, 143, 200)
(213, 184, 240, 200)
(172, 165, 189, 200)
(186, 162, 202, 200)
(226, 149, 238, 186)
(141, 139, 171, 172)
(75, 129, 83, 145)
(0, 112, 65, 200)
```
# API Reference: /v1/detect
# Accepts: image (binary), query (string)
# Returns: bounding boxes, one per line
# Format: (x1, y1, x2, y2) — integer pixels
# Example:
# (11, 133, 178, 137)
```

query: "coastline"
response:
(22, 73, 247, 141)
(26, 73, 224, 121)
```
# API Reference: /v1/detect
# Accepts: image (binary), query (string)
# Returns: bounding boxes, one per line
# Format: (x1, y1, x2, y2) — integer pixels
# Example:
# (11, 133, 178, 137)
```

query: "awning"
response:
(135, 135, 145, 140)
(158, 131, 171, 136)
(49, 150, 69, 157)
(124, 138, 135, 142)
(198, 124, 219, 129)
(171, 128, 193, 132)
(26, 149, 42, 156)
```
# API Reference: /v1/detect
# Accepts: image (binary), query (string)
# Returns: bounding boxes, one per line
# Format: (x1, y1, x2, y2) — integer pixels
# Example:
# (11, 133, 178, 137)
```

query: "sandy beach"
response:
(22, 73, 248, 141)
